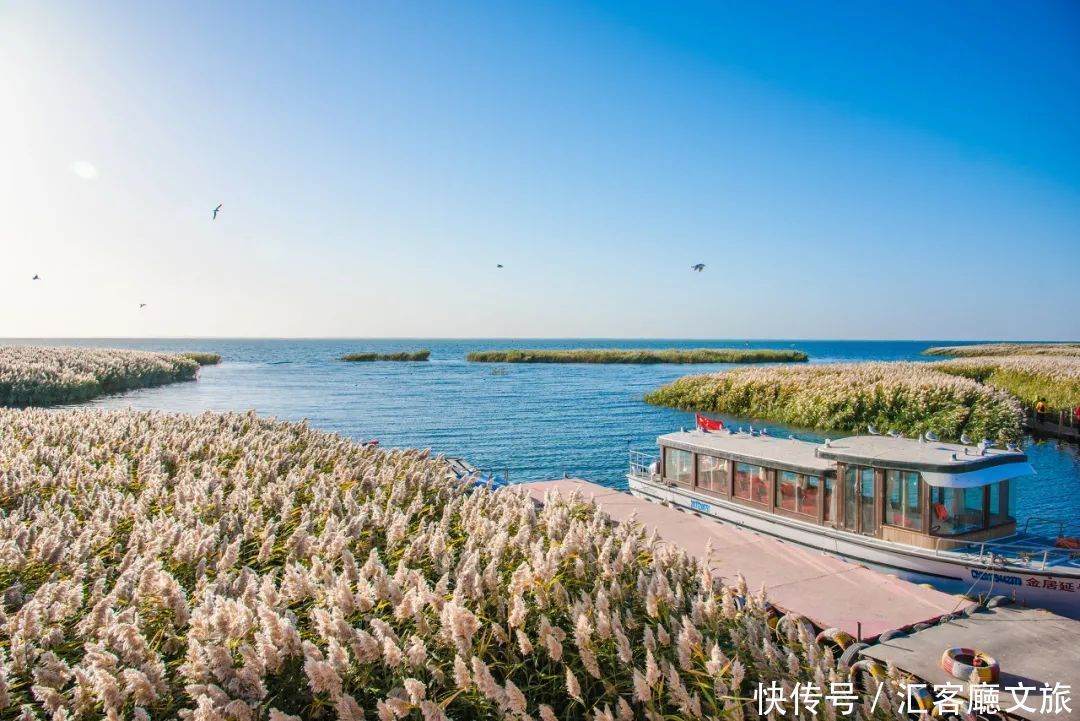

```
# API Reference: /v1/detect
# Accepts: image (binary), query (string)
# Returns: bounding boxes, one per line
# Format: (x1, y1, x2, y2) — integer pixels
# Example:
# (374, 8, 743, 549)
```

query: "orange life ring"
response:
(940, 647, 999, 683)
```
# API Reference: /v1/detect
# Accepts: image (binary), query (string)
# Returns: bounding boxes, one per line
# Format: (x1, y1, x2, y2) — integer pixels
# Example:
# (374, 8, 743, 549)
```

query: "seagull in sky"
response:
(139, 303, 147, 309)
(691, 263, 705, 272)
(496, 264, 503, 268)
(32, 274, 40, 280)
(212, 204, 222, 220)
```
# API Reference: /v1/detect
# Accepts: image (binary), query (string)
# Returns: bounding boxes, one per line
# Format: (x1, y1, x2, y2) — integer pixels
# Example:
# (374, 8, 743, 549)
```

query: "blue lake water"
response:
(10, 338, 1079, 524)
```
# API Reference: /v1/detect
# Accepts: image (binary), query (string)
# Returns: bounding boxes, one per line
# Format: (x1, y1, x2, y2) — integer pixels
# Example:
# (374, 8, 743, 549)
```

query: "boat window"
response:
(930, 486, 986, 535)
(696, 455, 728, 495)
(777, 471, 798, 511)
(734, 462, 767, 504)
(843, 467, 858, 531)
(988, 480, 1014, 527)
(860, 467, 877, 535)
(885, 470, 923, 530)
(664, 448, 693, 486)
(777, 471, 818, 516)
(823, 478, 836, 523)
(799, 476, 820, 516)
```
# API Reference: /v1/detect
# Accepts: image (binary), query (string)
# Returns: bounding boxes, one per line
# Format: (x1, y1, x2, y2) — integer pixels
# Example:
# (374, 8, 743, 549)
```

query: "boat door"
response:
(843, 466, 877, 535)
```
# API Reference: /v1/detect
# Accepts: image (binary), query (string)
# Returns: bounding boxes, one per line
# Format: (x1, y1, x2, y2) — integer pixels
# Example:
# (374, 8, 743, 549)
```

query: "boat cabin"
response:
(635, 429, 1035, 550)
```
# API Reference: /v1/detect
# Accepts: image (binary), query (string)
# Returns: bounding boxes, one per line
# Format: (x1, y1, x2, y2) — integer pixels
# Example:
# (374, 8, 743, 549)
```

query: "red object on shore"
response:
(695, 414, 724, 432)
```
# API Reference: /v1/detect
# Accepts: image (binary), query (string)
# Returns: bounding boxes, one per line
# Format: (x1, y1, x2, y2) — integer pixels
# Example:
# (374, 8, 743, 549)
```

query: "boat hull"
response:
(628, 476, 1080, 619)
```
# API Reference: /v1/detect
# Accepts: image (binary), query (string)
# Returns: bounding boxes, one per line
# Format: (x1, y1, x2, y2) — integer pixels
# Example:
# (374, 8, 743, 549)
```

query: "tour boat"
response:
(628, 428, 1080, 618)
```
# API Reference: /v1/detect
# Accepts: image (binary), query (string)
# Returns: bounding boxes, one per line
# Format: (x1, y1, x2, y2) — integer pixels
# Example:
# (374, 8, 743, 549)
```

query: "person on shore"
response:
(1034, 398, 1048, 424)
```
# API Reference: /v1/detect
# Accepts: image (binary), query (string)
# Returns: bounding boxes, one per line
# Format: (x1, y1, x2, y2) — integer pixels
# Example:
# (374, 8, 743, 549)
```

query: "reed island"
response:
(647, 361, 1026, 442)
(0, 345, 213, 407)
(921, 343, 1080, 409)
(467, 348, 808, 364)
(0, 407, 910, 719)
(179, 351, 223, 365)
(341, 350, 431, 362)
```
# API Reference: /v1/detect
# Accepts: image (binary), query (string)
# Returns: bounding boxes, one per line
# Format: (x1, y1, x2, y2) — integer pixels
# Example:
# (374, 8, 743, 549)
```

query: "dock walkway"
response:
(522, 478, 962, 639)
(1025, 412, 1080, 442)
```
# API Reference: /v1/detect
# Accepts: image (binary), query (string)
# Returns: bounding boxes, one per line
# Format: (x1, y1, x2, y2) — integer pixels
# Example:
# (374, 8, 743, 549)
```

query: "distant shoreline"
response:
(466, 348, 808, 364)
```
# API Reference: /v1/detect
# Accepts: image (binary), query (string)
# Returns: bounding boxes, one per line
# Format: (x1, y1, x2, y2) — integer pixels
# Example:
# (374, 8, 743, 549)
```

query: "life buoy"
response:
(941, 647, 1000, 683)
(815, 627, 856, 653)
(1055, 536, 1080, 550)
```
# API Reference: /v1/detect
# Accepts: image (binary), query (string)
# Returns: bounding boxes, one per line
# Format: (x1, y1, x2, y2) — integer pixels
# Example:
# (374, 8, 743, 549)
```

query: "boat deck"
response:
(521, 478, 965, 638)
(944, 531, 1080, 572)
(863, 606, 1080, 721)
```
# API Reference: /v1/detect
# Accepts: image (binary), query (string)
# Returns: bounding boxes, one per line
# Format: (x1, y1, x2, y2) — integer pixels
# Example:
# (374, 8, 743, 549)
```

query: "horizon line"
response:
(2, 336, 1076, 343)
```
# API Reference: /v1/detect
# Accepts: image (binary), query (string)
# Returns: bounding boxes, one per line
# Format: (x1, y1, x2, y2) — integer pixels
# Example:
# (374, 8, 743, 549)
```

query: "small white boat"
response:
(628, 428, 1080, 618)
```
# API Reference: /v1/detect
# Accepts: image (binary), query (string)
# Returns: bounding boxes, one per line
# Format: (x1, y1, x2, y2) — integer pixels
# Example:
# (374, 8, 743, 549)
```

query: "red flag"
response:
(696, 414, 723, 432)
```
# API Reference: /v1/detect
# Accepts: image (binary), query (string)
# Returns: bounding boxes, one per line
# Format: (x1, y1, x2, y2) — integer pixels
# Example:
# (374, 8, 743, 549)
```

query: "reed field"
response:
(646, 362, 1025, 442)
(922, 342, 1080, 358)
(0, 346, 200, 407)
(0, 408, 908, 720)
(180, 352, 223, 366)
(932, 355, 1080, 409)
(341, 351, 431, 362)
(466, 348, 808, 364)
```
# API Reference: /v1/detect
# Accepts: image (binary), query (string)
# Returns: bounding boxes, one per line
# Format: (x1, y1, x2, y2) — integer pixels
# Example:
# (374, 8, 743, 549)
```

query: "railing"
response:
(1023, 516, 1080, 538)
(629, 450, 659, 480)
(967, 518, 1080, 570)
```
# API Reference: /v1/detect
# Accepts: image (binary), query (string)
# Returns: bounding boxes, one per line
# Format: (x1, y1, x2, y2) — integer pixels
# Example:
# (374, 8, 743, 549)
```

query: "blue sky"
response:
(2, 1, 1078, 339)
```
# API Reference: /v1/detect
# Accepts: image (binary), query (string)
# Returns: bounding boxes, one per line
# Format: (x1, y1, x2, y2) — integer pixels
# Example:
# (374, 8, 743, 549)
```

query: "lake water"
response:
(11, 338, 1079, 524)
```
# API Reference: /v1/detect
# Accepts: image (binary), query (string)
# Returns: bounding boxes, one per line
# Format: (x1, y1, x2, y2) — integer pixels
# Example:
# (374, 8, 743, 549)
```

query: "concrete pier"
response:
(864, 606, 1080, 721)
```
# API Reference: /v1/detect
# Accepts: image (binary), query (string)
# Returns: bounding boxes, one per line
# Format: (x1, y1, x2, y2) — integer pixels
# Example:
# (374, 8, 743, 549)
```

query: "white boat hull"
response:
(628, 476, 1080, 620)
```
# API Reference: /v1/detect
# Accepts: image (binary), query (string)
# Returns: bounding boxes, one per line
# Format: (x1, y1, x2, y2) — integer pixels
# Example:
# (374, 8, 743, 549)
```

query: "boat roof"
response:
(659, 429, 835, 475)
(814, 435, 1034, 488)
(659, 431, 1035, 488)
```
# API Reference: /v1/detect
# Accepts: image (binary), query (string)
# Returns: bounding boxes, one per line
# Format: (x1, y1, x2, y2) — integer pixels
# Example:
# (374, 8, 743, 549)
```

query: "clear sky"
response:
(2, 1, 1078, 339)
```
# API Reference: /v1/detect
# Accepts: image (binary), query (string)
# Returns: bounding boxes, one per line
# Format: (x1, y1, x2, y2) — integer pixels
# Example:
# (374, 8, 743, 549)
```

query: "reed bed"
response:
(341, 351, 431, 362)
(646, 362, 1025, 442)
(0, 346, 200, 407)
(180, 352, 223, 366)
(932, 355, 1080, 409)
(922, 342, 1080, 358)
(466, 349, 808, 364)
(0, 408, 907, 720)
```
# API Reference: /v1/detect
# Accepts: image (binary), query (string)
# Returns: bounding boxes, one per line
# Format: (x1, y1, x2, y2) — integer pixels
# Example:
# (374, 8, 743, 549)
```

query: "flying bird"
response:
(496, 264, 503, 268)
(32, 274, 40, 280)
(691, 263, 705, 272)
(139, 303, 147, 309)
(212, 204, 222, 220)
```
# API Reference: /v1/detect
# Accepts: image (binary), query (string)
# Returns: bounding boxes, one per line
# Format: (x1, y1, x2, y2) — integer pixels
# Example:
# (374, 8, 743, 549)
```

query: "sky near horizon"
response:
(2, 2, 1079, 340)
